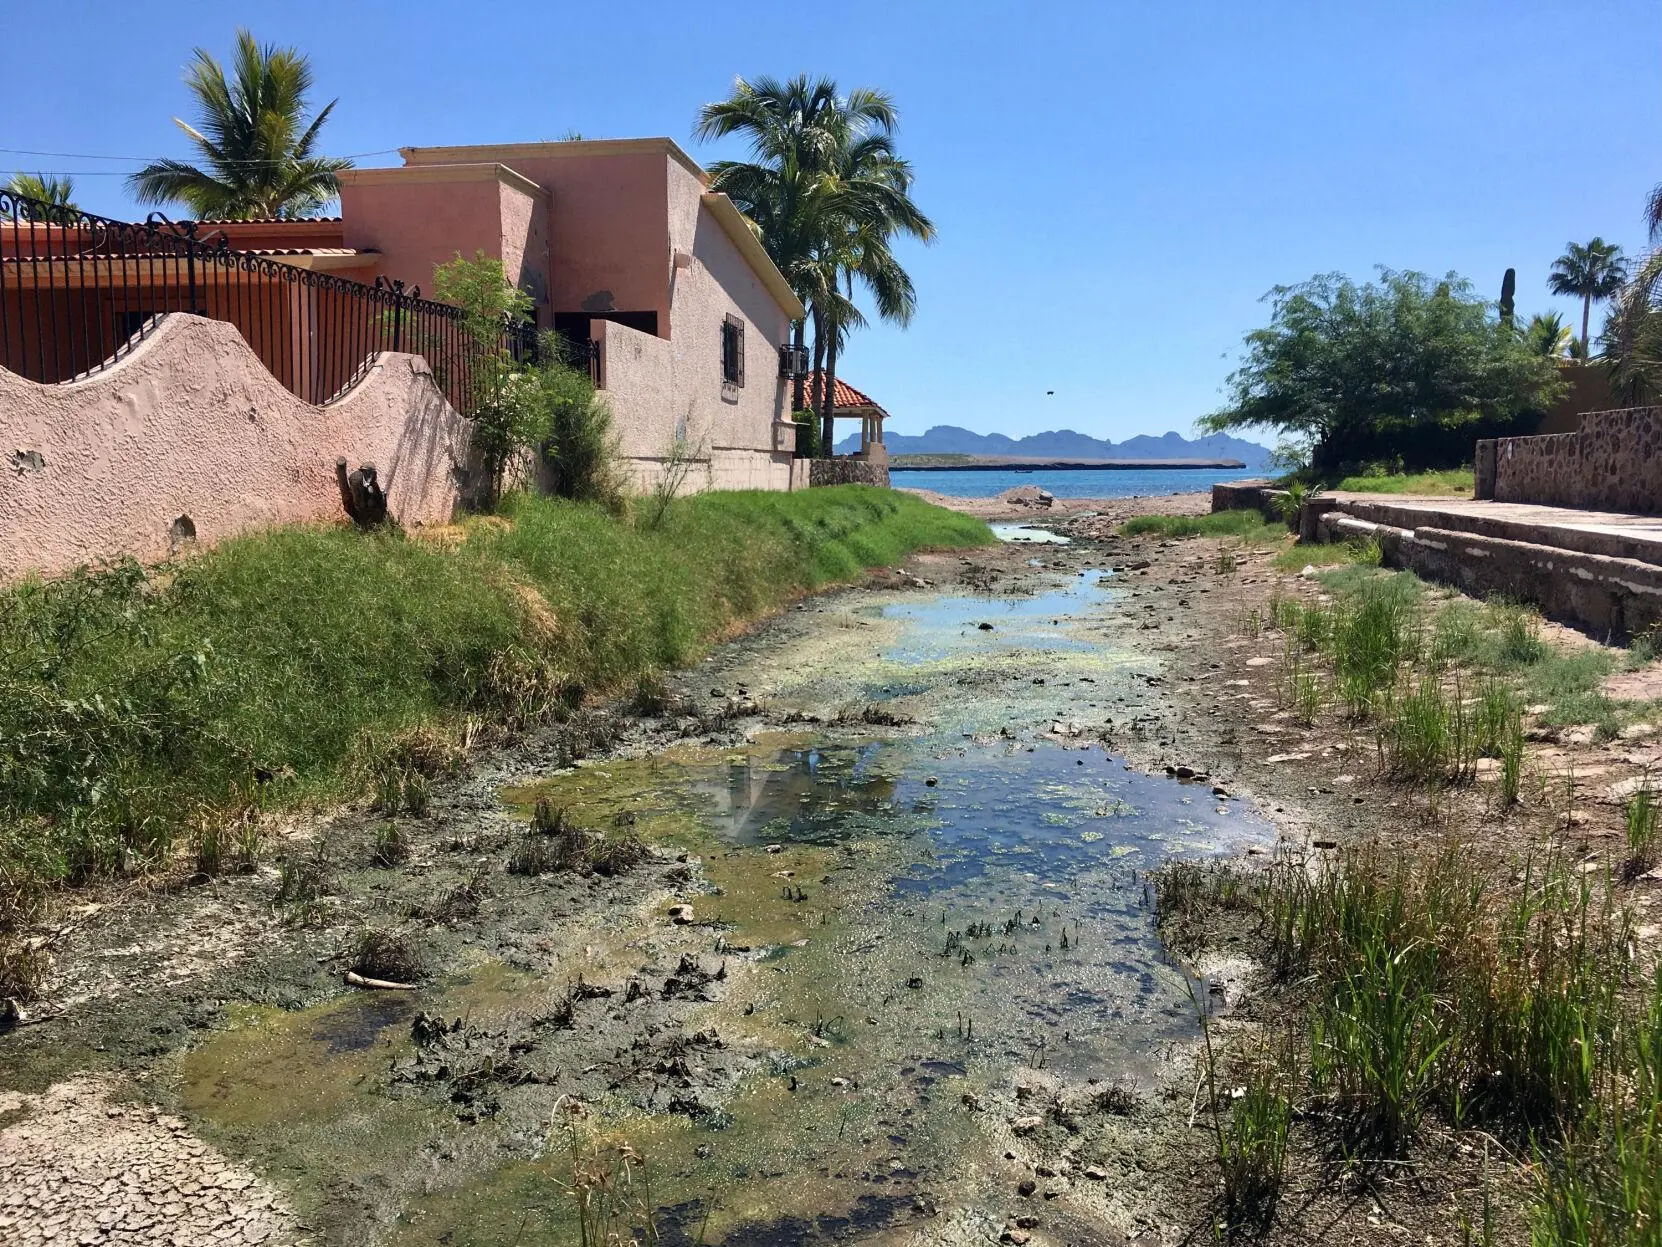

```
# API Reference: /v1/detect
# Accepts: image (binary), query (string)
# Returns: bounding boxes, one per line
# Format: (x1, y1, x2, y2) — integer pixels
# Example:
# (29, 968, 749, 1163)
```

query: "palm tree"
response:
(1548, 238, 1628, 359)
(1521, 311, 1574, 359)
(3, 173, 78, 221)
(128, 29, 350, 220)
(696, 75, 934, 454)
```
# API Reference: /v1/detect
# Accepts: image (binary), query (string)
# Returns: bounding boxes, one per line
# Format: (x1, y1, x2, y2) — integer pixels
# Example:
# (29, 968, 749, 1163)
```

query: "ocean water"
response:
(891, 466, 1266, 499)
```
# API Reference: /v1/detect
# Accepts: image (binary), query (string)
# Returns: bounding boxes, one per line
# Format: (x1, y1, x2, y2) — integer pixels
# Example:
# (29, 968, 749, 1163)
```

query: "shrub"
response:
(350, 928, 426, 983)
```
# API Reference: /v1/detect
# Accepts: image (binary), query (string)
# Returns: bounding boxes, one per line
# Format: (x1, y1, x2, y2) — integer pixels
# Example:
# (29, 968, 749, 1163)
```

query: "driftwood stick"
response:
(344, 970, 416, 991)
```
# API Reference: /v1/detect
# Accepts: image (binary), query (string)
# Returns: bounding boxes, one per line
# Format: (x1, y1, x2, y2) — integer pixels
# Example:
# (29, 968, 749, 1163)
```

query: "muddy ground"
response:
(4, 491, 1660, 1247)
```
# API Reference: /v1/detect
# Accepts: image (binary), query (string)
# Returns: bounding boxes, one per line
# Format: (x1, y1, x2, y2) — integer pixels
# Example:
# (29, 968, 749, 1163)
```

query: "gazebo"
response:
(807, 372, 888, 462)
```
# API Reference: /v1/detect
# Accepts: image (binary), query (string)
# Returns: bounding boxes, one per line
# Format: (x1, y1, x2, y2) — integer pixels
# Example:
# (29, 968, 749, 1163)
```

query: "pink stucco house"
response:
(1, 138, 808, 493)
(335, 139, 808, 491)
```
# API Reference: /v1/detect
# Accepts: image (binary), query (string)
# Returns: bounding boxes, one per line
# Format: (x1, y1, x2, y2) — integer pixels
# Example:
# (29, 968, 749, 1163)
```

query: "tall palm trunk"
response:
(820, 332, 840, 458)
(810, 307, 826, 437)
(1582, 294, 1593, 361)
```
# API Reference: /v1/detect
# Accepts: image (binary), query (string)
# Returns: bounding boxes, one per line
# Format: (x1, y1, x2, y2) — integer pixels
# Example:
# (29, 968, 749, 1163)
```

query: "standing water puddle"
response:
(176, 566, 1271, 1246)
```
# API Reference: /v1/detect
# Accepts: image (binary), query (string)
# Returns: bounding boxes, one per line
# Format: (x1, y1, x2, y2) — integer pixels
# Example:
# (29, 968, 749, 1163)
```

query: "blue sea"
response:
(891, 466, 1267, 499)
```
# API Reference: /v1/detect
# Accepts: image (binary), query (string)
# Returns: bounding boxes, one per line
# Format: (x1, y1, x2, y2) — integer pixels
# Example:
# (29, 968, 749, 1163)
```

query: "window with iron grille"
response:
(721, 315, 745, 386)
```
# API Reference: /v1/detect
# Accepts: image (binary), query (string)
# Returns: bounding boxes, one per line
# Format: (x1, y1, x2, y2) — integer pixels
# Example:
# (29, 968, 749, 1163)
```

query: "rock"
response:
(1266, 752, 1312, 764)
(830, 1077, 848, 1088)
(1084, 1165, 1108, 1181)
(1002, 1231, 1032, 1245)
(926, 777, 939, 787)
(1126, 560, 1151, 571)
(1622, 723, 1658, 741)
(1244, 656, 1274, 667)
(1606, 777, 1655, 804)
(1015, 1215, 1040, 1229)
(1012, 1115, 1042, 1135)
(765, 844, 784, 854)
(977, 622, 995, 632)
(1016, 1178, 1038, 1197)
(667, 904, 694, 924)
(1211, 785, 1229, 798)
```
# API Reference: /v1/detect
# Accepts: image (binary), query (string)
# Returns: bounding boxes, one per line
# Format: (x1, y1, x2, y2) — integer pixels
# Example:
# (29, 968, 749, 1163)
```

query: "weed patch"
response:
(1121, 511, 1290, 545)
(0, 487, 986, 929)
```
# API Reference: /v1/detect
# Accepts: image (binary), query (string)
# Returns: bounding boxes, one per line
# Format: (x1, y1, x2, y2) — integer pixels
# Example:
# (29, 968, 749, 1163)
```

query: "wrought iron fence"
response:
(0, 190, 561, 414)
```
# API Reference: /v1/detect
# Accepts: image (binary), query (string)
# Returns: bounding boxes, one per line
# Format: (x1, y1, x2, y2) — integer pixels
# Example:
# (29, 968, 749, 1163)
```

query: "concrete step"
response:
(1327, 495, 1662, 569)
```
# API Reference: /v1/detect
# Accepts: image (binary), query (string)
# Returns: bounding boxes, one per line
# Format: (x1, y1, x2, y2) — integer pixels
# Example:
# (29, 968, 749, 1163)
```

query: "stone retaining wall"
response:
(1315, 508, 1662, 637)
(808, 458, 890, 488)
(1484, 406, 1662, 513)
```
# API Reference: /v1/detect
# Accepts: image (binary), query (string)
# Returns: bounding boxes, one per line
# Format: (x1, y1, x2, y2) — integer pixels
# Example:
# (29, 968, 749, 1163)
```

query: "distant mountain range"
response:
(835, 425, 1274, 468)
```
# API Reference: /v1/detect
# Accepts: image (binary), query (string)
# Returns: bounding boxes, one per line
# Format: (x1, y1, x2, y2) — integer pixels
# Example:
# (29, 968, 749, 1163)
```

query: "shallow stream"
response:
(175, 563, 1271, 1244)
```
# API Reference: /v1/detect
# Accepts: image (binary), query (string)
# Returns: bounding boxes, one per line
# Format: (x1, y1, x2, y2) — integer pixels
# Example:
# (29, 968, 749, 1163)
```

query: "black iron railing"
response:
(0, 190, 538, 415)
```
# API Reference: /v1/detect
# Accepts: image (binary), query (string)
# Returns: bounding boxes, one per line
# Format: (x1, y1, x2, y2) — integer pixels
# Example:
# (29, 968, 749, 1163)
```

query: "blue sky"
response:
(4, 1, 1656, 442)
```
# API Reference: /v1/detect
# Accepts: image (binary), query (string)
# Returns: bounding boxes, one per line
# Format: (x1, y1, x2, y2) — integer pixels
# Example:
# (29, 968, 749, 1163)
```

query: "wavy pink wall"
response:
(0, 313, 472, 579)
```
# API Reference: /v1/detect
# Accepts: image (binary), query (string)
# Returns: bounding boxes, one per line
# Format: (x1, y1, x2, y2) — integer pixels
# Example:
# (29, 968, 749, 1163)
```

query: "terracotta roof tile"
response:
(804, 371, 886, 416)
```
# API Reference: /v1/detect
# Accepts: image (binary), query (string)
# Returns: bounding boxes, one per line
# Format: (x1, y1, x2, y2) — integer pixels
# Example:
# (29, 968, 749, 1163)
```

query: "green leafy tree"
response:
(1548, 238, 1627, 358)
(3, 173, 78, 221)
(1201, 269, 1565, 477)
(430, 253, 618, 509)
(127, 29, 350, 220)
(1521, 311, 1574, 359)
(696, 75, 933, 454)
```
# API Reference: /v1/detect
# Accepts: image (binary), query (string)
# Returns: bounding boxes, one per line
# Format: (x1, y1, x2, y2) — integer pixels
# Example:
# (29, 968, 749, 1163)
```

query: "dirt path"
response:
(5, 491, 1660, 1246)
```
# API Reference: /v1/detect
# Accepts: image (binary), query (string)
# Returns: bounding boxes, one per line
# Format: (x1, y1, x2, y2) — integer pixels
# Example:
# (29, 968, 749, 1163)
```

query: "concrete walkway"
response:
(1321, 493, 1662, 568)
(1313, 493, 1662, 635)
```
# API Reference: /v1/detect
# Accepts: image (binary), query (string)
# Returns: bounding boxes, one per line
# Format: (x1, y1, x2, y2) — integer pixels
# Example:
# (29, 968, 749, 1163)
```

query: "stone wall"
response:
(1487, 406, 1662, 514)
(808, 458, 890, 488)
(0, 313, 472, 580)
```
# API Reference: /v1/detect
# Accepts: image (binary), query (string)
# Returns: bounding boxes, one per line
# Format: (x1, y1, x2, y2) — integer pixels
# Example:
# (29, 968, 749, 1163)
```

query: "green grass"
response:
(0, 486, 989, 968)
(1121, 510, 1290, 544)
(1327, 467, 1475, 495)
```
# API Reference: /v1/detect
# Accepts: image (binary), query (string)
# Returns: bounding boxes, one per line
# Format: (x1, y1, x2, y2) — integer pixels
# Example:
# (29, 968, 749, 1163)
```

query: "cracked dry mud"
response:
(0, 1079, 298, 1247)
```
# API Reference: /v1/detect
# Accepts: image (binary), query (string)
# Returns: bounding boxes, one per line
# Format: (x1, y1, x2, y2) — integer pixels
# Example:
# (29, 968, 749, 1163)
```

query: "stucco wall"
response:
(595, 319, 794, 493)
(1491, 407, 1662, 514)
(340, 169, 507, 294)
(669, 180, 793, 459)
(593, 319, 678, 457)
(0, 313, 471, 579)
(403, 148, 672, 326)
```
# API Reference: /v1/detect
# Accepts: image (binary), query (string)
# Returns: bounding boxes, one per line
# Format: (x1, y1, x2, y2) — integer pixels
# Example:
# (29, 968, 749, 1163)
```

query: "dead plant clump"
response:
(370, 822, 409, 868)
(425, 866, 490, 922)
(508, 800, 647, 879)
(351, 928, 427, 984)
(0, 874, 50, 1008)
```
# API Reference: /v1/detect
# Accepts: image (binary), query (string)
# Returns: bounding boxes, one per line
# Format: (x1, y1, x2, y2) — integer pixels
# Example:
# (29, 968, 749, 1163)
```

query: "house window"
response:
(721, 315, 745, 387)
